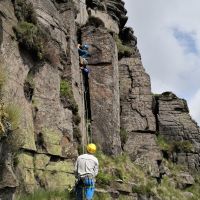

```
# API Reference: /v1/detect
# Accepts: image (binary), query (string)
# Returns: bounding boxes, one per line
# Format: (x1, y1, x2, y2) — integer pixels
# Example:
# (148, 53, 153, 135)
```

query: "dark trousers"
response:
(75, 177, 95, 200)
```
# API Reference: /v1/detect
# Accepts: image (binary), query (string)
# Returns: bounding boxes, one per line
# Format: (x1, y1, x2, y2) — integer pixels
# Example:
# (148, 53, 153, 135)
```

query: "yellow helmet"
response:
(87, 143, 96, 154)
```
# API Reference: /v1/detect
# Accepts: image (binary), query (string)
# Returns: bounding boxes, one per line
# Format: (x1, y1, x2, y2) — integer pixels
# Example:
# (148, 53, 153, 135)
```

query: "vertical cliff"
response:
(0, 0, 200, 199)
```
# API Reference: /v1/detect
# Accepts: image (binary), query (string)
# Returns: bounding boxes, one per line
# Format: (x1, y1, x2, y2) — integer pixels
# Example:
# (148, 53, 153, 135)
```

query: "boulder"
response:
(157, 92, 200, 170)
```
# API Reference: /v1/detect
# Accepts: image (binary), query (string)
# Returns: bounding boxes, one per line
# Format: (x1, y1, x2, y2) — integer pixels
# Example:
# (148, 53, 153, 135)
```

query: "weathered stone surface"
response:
(34, 154, 50, 170)
(111, 181, 132, 194)
(120, 27, 137, 47)
(177, 172, 194, 189)
(15, 152, 37, 193)
(17, 152, 34, 169)
(75, 0, 88, 25)
(35, 170, 75, 190)
(157, 92, 200, 170)
(124, 133, 162, 178)
(45, 160, 74, 173)
(82, 26, 121, 155)
(0, 188, 16, 200)
(33, 64, 76, 157)
(0, 0, 37, 152)
(62, 7, 87, 148)
(0, 0, 80, 194)
(119, 58, 156, 133)
(32, 0, 68, 53)
(106, 0, 128, 28)
(88, 8, 119, 33)
(0, 143, 18, 189)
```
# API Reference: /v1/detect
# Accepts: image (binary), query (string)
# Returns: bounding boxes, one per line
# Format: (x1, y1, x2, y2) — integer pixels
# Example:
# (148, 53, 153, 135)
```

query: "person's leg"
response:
(85, 187, 95, 200)
(75, 180, 83, 200)
(84, 178, 95, 200)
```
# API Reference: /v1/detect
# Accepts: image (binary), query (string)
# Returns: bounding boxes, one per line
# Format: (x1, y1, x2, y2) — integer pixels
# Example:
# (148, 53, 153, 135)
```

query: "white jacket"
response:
(75, 154, 99, 178)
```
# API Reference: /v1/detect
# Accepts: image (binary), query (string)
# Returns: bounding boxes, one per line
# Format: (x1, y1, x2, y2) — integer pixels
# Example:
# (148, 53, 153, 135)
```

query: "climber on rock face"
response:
(74, 143, 99, 200)
(82, 65, 90, 78)
(78, 44, 91, 59)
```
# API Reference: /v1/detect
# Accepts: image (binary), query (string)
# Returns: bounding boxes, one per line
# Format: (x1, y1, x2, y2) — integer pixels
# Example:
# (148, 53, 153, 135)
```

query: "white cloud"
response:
(124, 0, 200, 125)
(189, 90, 200, 125)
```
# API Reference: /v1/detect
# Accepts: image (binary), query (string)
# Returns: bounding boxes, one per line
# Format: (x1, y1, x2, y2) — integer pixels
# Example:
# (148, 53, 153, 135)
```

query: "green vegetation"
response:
(13, 0, 59, 64)
(16, 189, 75, 200)
(13, 21, 44, 60)
(60, 80, 73, 98)
(60, 79, 78, 114)
(73, 126, 81, 143)
(13, 0, 45, 60)
(93, 192, 110, 200)
(120, 128, 128, 148)
(0, 63, 7, 91)
(186, 175, 200, 200)
(14, 0, 37, 24)
(156, 135, 170, 152)
(157, 135, 193, 154)
(132, 181, 155, 196)
(24, 73, 34, 101)
(95, 151, 149, 189)
(114, 34, 133, 58)
(5, 103, 21, 131)
(172, 140, 193, 153)
(72, 114, 81, 126)
(156, 176, 188, 200)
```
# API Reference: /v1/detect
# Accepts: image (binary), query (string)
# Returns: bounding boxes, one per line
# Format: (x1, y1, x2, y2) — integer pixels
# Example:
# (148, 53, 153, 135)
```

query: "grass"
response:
(60, 79, 78, 114)
(156, 135, 170, 152)
(114, 34, 133, 58)
(13, 1, 57, 62)
(16, 189, 75, 200)
(120, 128, 128, 148)
(95, 151, 148, 188)
(72, 114, 81, 126)
(13, 21, 44, 60)
(132, 181, 155, 196)
(186, 174, 200, 200)
(24, 73, 34, 101)
(156, 135, 193, 154)
(73, 126, 82, 143)
(155, 176, 188, 200)
(0, 63, 7, 91)
(60, 80, 73, 98)
(14, 0, 37, 24)
(93, 192, 110, 200)
(5, 103, 21, 131)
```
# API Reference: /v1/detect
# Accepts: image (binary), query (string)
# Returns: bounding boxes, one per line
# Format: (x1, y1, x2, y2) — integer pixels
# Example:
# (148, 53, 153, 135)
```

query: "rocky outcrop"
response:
(119, 57, 162, 177)
(0, 0, 82, 194)
(0, 139, 18, 200)
(86, 0, 128, 28)
(156, 92, 200, 170)
(81, 26, 121, 155)
(0, 0, 200, 199)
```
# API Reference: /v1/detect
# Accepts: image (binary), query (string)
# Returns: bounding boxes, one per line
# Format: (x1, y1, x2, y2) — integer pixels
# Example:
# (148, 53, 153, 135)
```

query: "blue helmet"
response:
(83, 44, 89, 50)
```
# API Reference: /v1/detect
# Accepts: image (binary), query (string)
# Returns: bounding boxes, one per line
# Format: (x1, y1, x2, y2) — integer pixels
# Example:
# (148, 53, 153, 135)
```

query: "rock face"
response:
(0, 0, 80, 194)
(0, 0, 200, 199)
(119, 57, 162, 177)
(81, 26, 121, 155)
(156, 92, 200, 170)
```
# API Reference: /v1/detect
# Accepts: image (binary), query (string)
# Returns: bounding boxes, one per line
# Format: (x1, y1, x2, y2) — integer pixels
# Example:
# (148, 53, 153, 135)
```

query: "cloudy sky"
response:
(124, 0, 200, 125)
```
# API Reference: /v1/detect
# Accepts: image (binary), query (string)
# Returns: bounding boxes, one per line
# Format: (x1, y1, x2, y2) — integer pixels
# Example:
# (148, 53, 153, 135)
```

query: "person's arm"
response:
(94, 160, 99, 177)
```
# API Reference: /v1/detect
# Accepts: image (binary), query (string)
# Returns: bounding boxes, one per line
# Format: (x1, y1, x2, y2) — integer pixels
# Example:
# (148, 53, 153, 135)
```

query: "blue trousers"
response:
(75, 178, 95, 200)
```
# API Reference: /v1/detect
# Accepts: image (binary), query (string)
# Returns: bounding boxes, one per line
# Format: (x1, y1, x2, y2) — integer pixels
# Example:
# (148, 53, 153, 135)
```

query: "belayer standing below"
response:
(74, 143, 99, 200)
